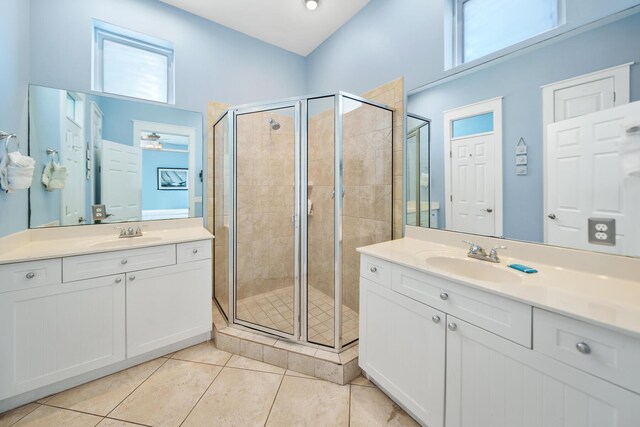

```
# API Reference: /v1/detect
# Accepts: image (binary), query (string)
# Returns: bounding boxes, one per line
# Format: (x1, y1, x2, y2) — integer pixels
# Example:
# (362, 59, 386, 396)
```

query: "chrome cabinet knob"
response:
(440, 292, 449, 301)
(548, 213, 557, 220)
(192, 249, 199, 254)
(115, 277, 122, 284)
(25, 272, 35, 279)
(447, 322, 457, 331)
(576, 342, 591, 354)
(432, 315, 441, 323)
(121, 259, 128, 265)
(129, 275, 136, 281)
(369, 266, 377, 273)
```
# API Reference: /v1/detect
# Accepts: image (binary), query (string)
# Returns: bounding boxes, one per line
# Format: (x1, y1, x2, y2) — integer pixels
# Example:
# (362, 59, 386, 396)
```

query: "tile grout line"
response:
(348, 384, 353, 426)
(103, 415, 154, 426)
(103, 356, 171, 420)
(6, 402, 41, 426)
(262, 371, 286, 427)
(177, 363, 225, 427)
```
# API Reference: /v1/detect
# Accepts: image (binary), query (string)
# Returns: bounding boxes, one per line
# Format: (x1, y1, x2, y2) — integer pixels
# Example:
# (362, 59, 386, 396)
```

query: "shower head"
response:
(269, 118, 281, 131)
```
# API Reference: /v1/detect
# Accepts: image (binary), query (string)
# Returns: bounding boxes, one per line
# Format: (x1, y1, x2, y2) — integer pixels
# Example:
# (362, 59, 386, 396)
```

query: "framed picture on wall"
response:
(157, 167, 188, 190)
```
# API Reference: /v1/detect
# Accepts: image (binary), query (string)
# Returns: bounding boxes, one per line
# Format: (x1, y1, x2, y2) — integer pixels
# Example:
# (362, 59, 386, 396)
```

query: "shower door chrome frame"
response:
(230, 101, 302, 342)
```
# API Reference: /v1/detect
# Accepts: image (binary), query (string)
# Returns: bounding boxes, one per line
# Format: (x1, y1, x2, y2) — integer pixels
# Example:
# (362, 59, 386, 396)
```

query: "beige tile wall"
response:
(209, 101, 230, 316)
(235, 111, 296, 300)
(341, 100, 394, 313)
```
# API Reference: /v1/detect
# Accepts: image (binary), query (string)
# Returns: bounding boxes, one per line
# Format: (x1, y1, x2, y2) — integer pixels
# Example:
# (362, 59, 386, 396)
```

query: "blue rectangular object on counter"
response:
(508, 264, 538, 274)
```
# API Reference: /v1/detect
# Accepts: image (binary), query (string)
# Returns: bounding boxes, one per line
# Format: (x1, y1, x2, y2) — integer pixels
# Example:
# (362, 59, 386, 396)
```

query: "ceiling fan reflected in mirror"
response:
(140, 132, 165, 150)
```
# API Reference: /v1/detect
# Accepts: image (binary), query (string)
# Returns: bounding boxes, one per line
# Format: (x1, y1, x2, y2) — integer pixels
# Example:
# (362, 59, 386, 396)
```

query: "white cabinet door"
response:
(360, 278, 445, 427)
(126, 260, 212, 358)
(0, 275, 125, 399)
(445, 316, 640, 427)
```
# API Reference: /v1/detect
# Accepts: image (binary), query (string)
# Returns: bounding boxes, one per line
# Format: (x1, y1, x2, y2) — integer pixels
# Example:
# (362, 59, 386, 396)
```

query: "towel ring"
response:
(2, 134, 20, 155)
(46, 148, 60, 163)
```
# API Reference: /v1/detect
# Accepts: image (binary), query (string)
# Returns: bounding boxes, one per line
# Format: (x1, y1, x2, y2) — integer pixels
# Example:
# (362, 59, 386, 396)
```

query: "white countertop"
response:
(358, 236, 640, 339)
(0, 218, 213, 265)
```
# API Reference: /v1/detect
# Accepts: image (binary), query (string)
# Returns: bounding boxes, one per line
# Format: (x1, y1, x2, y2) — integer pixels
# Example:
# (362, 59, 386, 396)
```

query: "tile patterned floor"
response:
(236, 286, 359, 346)
(0, 341, 418, 427)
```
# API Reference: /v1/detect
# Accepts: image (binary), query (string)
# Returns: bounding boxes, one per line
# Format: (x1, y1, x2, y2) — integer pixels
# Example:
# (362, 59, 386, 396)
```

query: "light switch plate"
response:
(588, 218, 616, 246)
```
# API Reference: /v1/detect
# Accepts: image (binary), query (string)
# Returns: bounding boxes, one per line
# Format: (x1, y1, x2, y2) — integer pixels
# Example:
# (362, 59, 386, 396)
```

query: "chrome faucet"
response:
(115, 225, 143, 238)
(463, 240, 507, 263)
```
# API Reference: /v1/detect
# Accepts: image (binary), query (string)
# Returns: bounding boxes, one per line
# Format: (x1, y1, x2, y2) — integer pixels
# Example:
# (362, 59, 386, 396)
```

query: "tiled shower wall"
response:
(235, 111, 296, 300)
(341, 102, 393, 313)
(207, 77, 404, 324)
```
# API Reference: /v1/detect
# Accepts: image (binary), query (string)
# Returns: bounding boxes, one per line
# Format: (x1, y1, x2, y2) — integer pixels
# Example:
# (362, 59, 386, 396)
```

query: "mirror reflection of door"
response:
(101, 140, 141, 222)
(542, 64, 632, 246)
(444, 98, 503, 237)
(60, 91, 86, 225)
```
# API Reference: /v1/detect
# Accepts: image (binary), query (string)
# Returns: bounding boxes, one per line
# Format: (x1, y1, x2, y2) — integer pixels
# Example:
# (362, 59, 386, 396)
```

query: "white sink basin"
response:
(90, 236, 163, 249)
(424, 256, 522, 285)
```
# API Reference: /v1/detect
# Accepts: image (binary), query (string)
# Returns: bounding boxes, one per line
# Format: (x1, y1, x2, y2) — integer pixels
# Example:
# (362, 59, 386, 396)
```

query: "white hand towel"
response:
(620, 120, 640, 178)
(0, 150, 35, 192)
(41, 161, 69, 191)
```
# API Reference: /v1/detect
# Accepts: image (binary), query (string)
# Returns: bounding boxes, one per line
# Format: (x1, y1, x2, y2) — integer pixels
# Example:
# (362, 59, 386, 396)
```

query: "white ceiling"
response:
(158, 0, 370, 56)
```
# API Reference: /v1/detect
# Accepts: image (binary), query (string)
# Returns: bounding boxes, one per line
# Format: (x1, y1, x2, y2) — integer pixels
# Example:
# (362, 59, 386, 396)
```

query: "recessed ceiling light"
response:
(306, 0, 319, 11)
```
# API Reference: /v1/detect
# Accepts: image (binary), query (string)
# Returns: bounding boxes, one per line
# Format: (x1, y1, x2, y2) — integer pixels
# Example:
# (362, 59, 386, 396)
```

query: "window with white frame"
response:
(453, 0, 561, 65)
(93, 21, 175, 104)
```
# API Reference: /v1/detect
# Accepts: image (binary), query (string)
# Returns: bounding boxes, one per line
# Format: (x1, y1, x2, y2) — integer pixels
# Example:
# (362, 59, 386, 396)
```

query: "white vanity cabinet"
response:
(0, 272, 126, 400)
(126, 259, 212, 357)
(360, 278, 445, 427)
(445, 317, 639, 427)
(0, 239, 212, 406)
(359, 254, 640, 427)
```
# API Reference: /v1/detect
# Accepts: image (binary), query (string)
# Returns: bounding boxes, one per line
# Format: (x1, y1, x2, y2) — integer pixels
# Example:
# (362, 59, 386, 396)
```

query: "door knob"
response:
(115, 277, 122, 284)
(440, 292, 449, 301)
(481, 208, 493, 213)
(129, 275, 136, 281)
(548, 213, 557, 220)
(192, 249, 199, 254)
(369, 267, 377, 273)
(432, 315, 441, 323)
(26, 272, 35, 279)
(447, 322, 458, 331)
(121, 259, 128, 265)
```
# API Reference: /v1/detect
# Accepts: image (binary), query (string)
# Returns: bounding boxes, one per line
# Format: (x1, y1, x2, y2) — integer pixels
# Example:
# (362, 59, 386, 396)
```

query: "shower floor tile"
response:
(236, 286, 359, 347)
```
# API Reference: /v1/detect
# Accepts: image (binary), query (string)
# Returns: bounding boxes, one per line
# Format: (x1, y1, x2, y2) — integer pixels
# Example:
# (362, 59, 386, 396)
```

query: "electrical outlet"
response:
(588, 218, 616, 246)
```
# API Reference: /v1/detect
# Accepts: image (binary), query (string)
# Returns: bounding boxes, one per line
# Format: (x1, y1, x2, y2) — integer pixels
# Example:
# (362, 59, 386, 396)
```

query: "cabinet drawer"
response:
(63, 245, 176, 282)
(177, 240, 212, 264)
(392, 265, 532, 347)
(533, 309, 640, 394)
(360, 255, 391, 288)
(0, 259, 62, 293)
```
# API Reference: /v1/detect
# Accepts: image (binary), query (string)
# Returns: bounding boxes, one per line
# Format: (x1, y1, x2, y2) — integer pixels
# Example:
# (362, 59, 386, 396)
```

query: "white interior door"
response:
(553, 78, 616, 122)
(450, 133, 496, 236)
(60, 92, 86, 226)
(101, 140, 141, 222)
(546, 101, 640, 256)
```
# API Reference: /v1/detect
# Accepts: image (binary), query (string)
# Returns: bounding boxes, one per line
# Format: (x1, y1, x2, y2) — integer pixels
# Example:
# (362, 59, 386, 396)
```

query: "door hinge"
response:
(449, 150, 453, 158)
(613, 91, 617, 103)
(450, 195, 453, 202)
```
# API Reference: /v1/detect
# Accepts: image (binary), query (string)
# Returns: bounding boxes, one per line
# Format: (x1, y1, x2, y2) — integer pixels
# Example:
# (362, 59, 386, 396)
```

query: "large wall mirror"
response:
(28, 85, 204, 228)
(407, 7, 640, 257)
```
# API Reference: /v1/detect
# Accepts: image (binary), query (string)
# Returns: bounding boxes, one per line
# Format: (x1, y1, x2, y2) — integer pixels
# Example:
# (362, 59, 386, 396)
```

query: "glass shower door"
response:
(234, 104, 299, 337)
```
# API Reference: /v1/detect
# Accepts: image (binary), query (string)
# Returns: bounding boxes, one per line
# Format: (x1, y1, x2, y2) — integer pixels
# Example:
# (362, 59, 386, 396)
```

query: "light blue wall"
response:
(306, 0, 640, 94)
(0, 0, 29, 237)
(142, 151, 188, 210)
(408, 13, 640, 242)
(29, 0, 307, 111)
